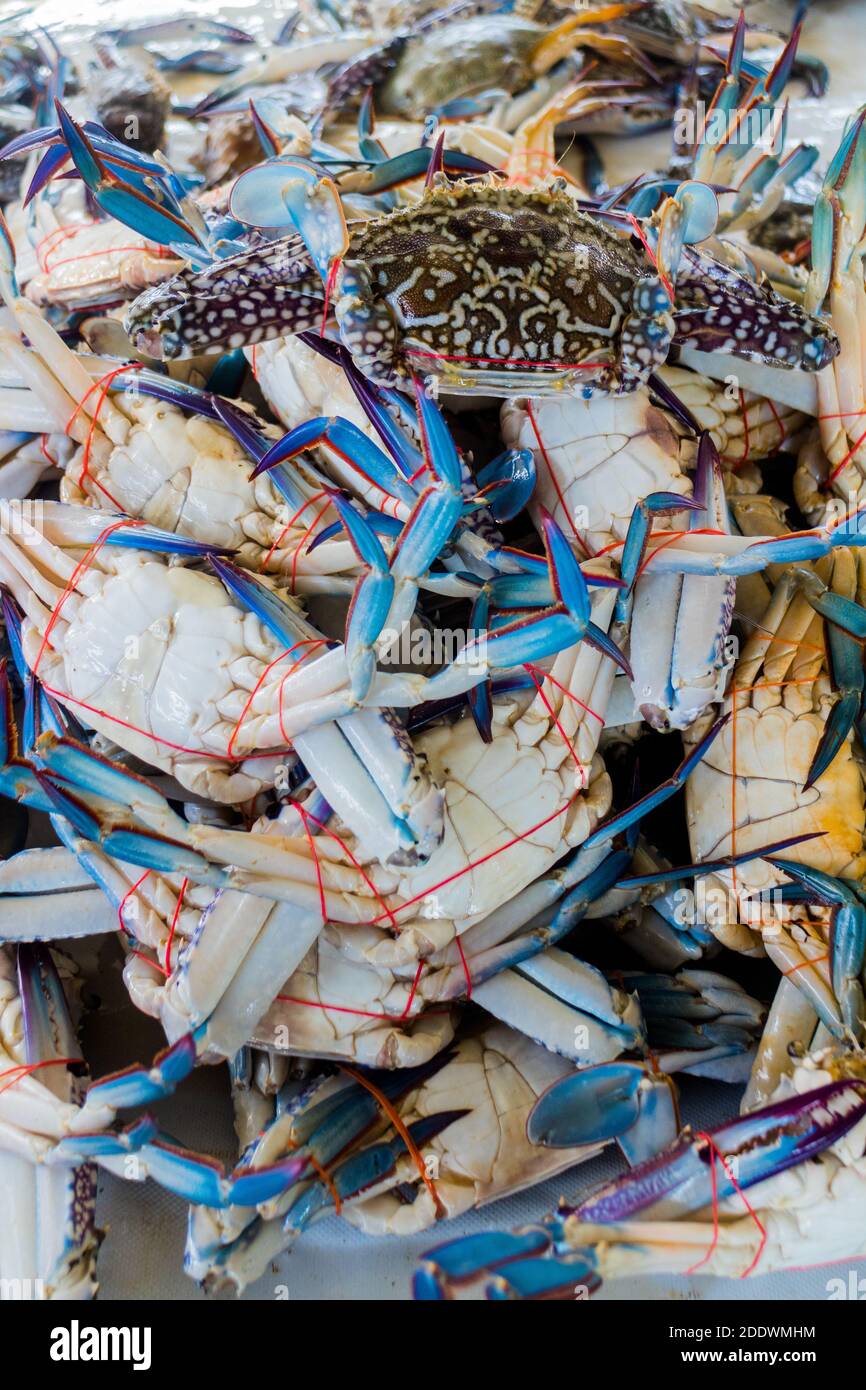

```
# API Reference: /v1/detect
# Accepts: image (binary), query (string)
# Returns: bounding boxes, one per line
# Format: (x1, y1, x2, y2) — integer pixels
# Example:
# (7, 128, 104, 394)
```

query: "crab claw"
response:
(767, 861, 866, 1036)
(653, 181, 719, 293)
(575, 1076, 866, 1224)
(252, 414, 416, 506)
(327, 491, 395, 699)
(85, 1035, 197, 1111)
(807, 109, 866, 312)
(583, 715, 728, 850)
(529, 1060, 680, 1165)
(53, 102, 205, 252)
(414, 1224, 602, 1300)
(794, 564, 866, 639)
(230, 156, 349, 283)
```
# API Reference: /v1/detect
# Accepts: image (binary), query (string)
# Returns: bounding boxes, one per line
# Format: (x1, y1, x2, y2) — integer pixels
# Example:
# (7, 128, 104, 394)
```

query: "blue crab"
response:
(118, 164, 838, 399)
(413, 1042, 866, 1298)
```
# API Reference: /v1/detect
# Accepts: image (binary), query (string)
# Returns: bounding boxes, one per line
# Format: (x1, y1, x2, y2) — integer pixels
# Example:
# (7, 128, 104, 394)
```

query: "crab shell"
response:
(334, 180, 675, 393)
(126, 180, 839, 396)
(330, 15, 551, 122)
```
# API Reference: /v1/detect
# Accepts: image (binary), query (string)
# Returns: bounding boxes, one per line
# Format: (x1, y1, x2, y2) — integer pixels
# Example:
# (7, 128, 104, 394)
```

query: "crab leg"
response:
(414, 1075, 866, 1298)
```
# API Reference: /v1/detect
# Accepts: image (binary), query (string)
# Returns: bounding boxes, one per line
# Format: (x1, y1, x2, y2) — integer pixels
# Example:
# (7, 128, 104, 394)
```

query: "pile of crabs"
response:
(3, 0, 866, 1302)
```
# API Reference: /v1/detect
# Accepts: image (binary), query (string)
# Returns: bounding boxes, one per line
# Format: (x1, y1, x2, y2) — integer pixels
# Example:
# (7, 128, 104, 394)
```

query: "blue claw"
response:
(528, 1061, 680, 1165)
(413, 1229, 552, 1299)
(338, 145, 494, 195)
(466, 841, 635, 985)
(230, 156, 349, 282)
(575, 1076, 866, 1224)
(137, 1137, 310, 1208)
(485, 1253, 599, 1300)
(767, 860, 866, 1035)
(584, 716, 728, 850)
(53, 1115, 160, 1163)
(253, 415, 416, 507)
(286, 1111, 466, 1234)
(540, 508, 589, 628)
(796, 566, 866, 640)
(618, 487, 701, 616)
(414, 1229, 600, 1301)
(328, 492, 395, 698)
(208, 555, 315, 648)
(615, 832, 823, 888)
(805, 662, 862, 789)
(476, 448, 535, 523)
(54, 102, 205, 252)
(17, 942, 82, 1069)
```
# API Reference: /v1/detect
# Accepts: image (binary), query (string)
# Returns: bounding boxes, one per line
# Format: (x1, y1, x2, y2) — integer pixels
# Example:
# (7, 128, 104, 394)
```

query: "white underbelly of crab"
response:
(61, 398, 289, 556)
(21, 558, 290, 801)
(501, 392, 691, 552)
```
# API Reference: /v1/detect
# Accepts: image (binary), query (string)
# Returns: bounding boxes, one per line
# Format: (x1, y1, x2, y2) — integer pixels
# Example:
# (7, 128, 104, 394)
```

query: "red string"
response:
(39, 434, 58, 468)
(524, 665, 588, 787)
(296, 802, 328, 924)
(277, 957, 429, 1022)
(455, 934, 472, 1000)
(35, 222, 77, 274)
(363, 787, 583, 928)
(34, 515, 297, 765)
(624, 212, 674, 305)
(0, 1057, 79, 1095)
(290, 495, 333, 593)
(321, 255, 342, 333)
(130, 947, 169, 978)
(686, 1130, 720, 1274)
(225, 637, 322, 761)
(766, 396, 786, 454)
(44, 243, 174, 275)
(117, 869, 151, 936)
(782, 951, 829, 977)
(526, 400, 594, 558)
(164, 876, 188, 971)
(827, 421, 866, 487)
(524, 661, 604, 725)
(33, 515, 140, 676)
(260, 490, 329, 573)
(408, 348, 607, 372)
(290, 799, 398, 931)
(340, 1062, 445, 1217)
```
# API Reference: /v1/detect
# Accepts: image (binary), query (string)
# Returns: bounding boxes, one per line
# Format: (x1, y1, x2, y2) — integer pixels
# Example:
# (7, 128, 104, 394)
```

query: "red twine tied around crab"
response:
(320, 255, 342, 334)
(0, 1057, 80, 1095)
(624, 212, 675, 308)
(67, 362, 143, 510)
(34, 222, 174, 277)
(525, 401, 595, 559)
(39, 434, 58, 468)
(826, 418, 866, 487)
(524, 661, 604, 726)
(524, 664, 590, 790)
(278, 956, 430, 1023)
(685, 1131, 767, 1279)
(33, 515, 141, 676)
(290, 798, 398, 931)
(117, 869, 152, 937)
(35, 515, 295, 765)
(163, 877, 189, 972)
(340, 1062, 446, 1218)
(408, 348, 606, 372)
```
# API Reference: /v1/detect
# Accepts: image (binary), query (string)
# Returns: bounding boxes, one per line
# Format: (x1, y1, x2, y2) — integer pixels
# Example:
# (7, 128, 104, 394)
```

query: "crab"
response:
(319, 2, 654, 127)
(123, 170, 838, 403)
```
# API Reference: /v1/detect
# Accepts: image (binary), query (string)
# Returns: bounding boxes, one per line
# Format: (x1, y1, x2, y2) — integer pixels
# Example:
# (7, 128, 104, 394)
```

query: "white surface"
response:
(10, 0, 866, 1300)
